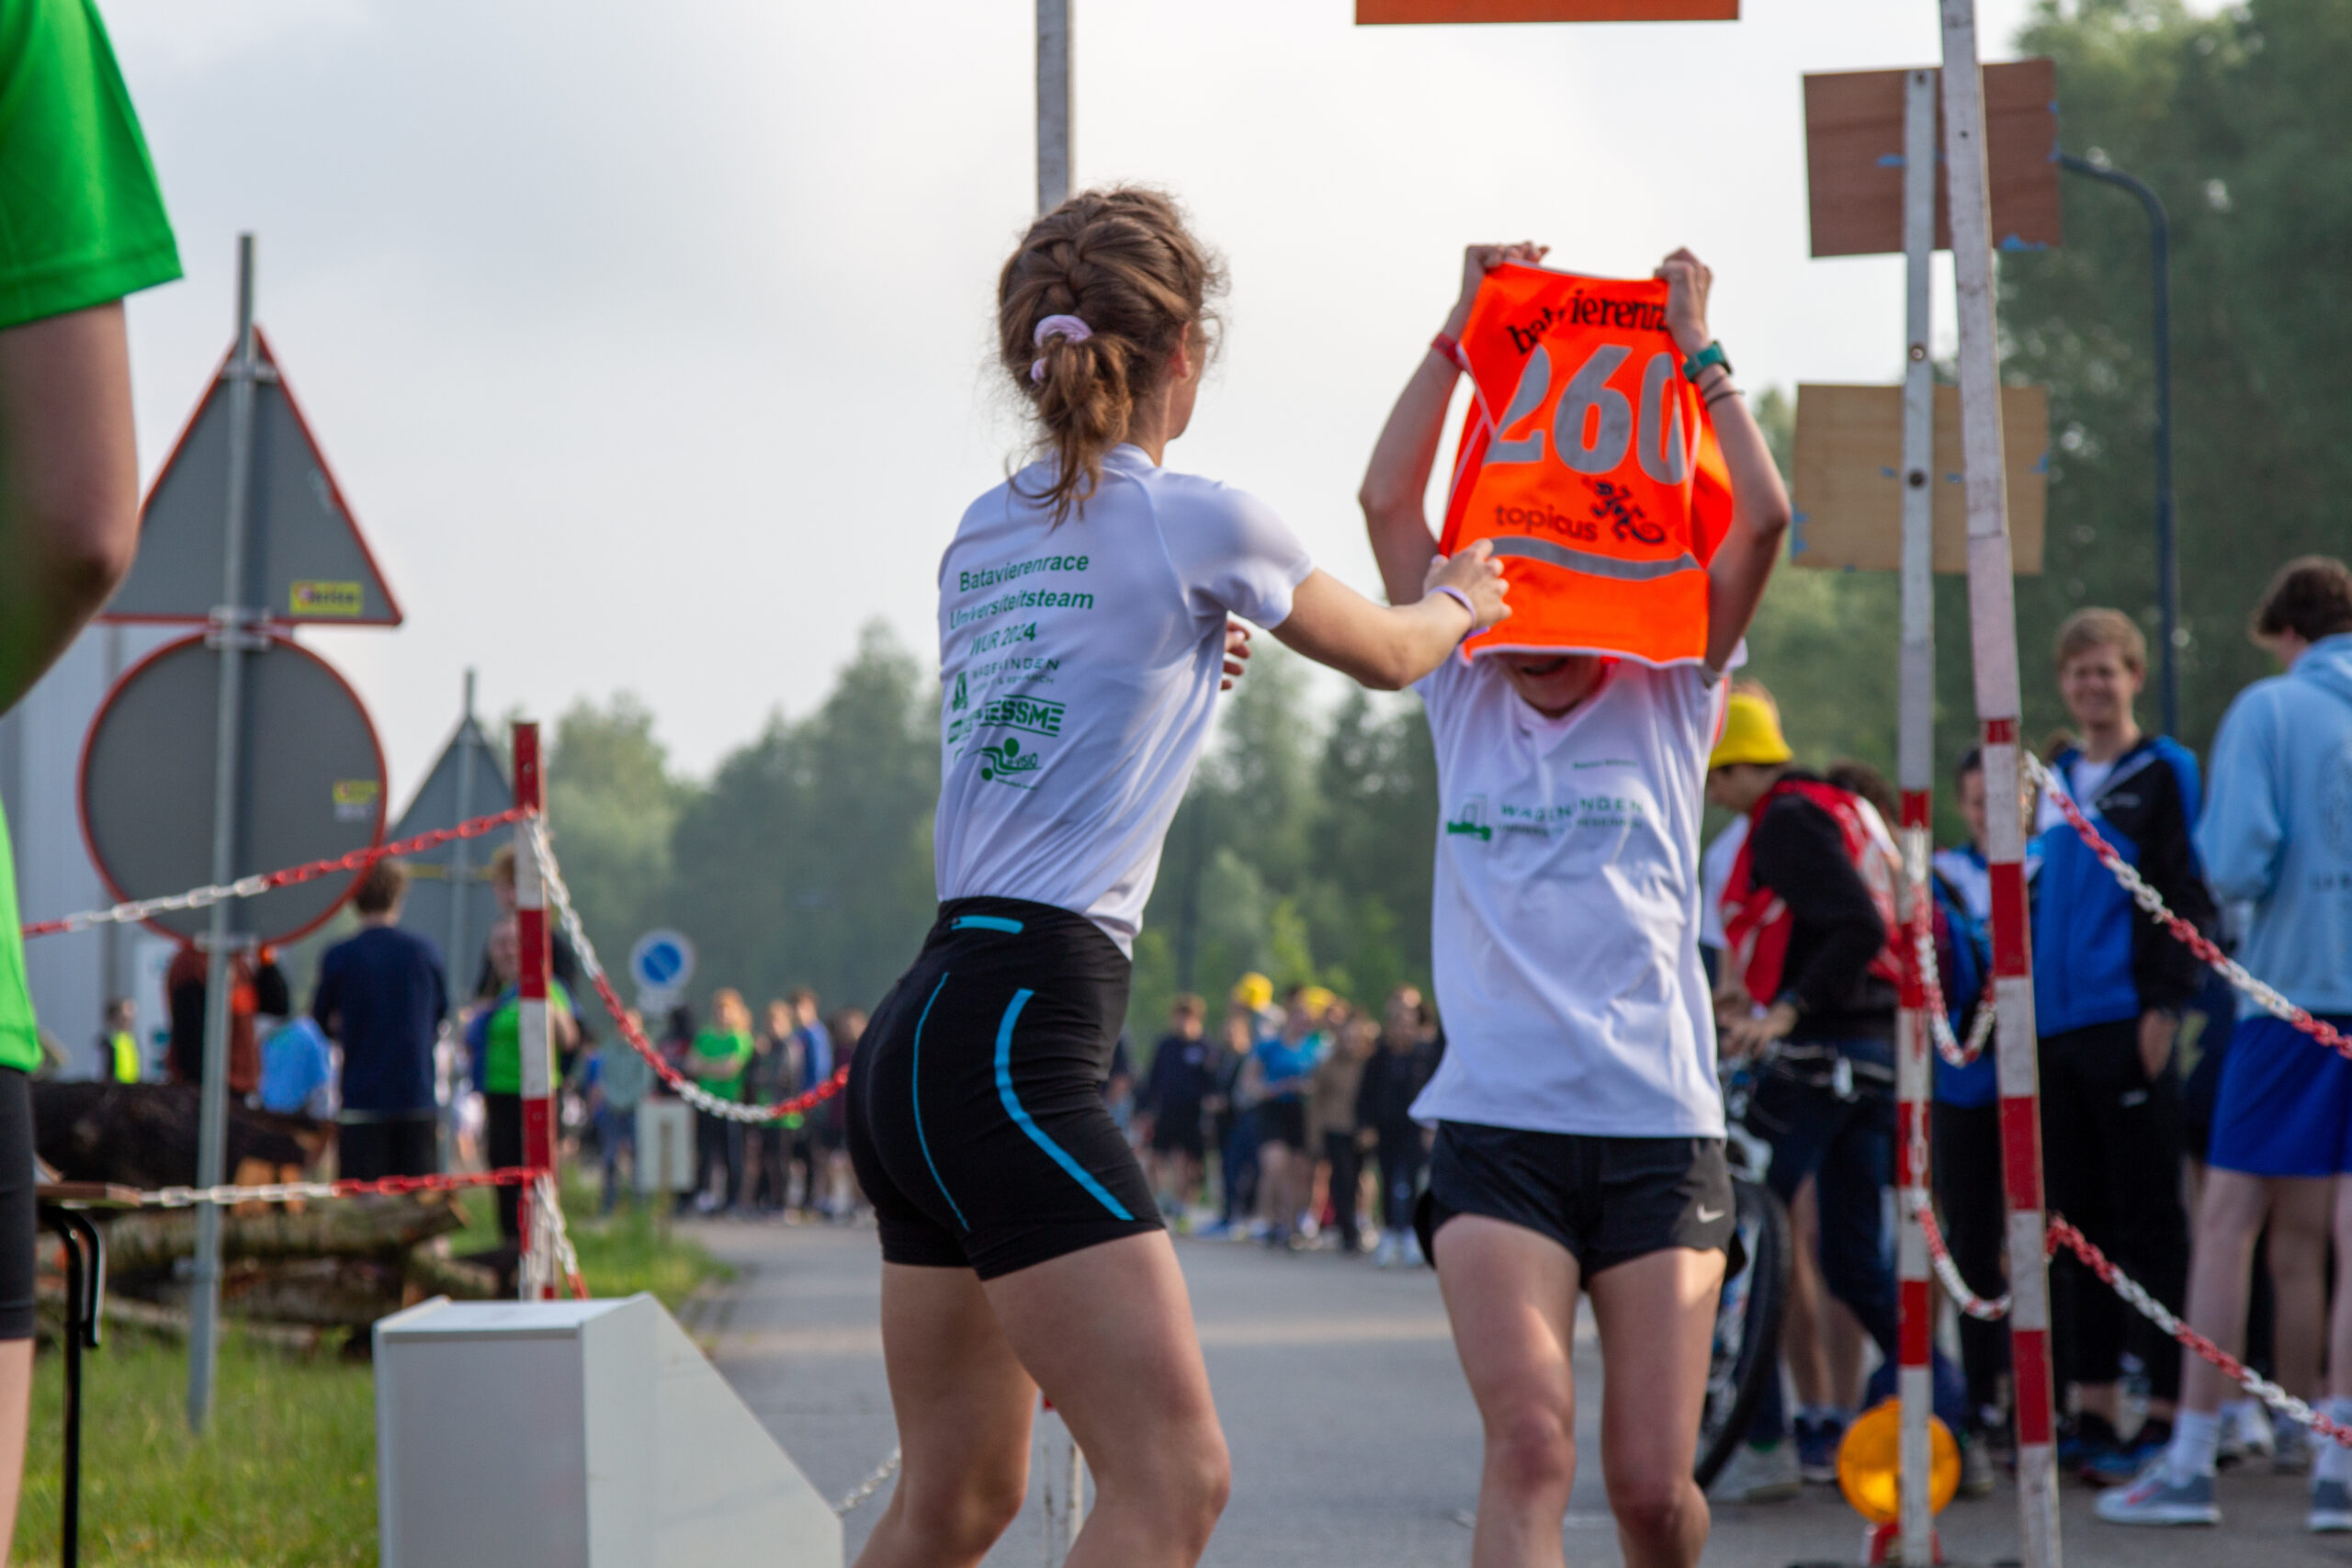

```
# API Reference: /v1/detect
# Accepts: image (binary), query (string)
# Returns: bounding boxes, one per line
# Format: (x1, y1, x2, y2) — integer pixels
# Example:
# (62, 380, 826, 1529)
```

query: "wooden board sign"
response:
(1358, 1, 1736, 21)
(1791, 383, 2046, 574)
(1804, 59, 2062, 258)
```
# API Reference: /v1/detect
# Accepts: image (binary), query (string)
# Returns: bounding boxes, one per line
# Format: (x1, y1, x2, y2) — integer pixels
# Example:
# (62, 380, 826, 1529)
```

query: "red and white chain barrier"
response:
(528, 820, 848, 1127)
(1913, 1192, 2352, 1446)
(125, 1162, 542, 1210)
(19, 807, 533, 940)
(1912, 907, 1997, 1068)
(2046, 1216, 2352, 1449)
(2028, 752, 2352, 1060)
(80, 1161, 589, 1300)
(1911, 1190, 2014, 1322)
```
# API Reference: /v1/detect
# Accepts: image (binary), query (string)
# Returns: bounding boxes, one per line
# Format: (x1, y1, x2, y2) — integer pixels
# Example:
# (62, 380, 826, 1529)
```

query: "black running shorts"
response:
(848, 897, 1161, 1279)
(1256, 1097, 1307, 1153)
(1418, 1122, 1734, 1276)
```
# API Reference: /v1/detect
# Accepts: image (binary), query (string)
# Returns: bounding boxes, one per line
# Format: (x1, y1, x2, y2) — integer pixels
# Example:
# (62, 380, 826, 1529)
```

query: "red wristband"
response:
(1430, 332, 1471, 374)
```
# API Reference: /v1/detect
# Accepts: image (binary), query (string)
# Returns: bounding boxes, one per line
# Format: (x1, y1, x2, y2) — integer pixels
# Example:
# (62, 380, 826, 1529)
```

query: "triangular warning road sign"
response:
(104, 329, 401, 626)
(392, 711, 514, 974)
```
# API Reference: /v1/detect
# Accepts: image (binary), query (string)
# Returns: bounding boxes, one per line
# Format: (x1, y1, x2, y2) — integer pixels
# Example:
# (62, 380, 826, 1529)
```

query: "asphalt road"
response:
(686, 1216, 2335, 1566)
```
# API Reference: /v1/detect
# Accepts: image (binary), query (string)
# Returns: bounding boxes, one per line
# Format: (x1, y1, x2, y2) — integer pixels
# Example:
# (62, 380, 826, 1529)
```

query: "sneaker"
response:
(1192, 1218, 1230, 1240)
(2061, 1413, 2122, 1480)
(1708, 1439, 1801, 1504)
(2312, 1478, 2352, 1532)
(1958, 1434, 1996, 1499)
(1374, 1235, 1400, 1269)
(2094, 1463, 2220, 1527)
(2086, 1422, 2173, 1489)
(2218, 1402, 2274, 1469)
(1402, 1233, 1426, 1268)
(2276, 1419, 2313, 1474)
(1794, 1414, 1848, 1484)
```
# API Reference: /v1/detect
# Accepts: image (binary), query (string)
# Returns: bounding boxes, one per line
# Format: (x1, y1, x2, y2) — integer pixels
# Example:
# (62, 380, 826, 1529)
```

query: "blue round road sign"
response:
(628, 930, 695, 994)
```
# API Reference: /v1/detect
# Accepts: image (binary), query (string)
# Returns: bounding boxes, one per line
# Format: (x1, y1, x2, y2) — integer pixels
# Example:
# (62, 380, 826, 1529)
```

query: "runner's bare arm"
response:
(1272, 549, 1507, 692)
(1358, 243, 1548, 609)
(1656, 250, 1791, 672)
(0, 302, 141, 714)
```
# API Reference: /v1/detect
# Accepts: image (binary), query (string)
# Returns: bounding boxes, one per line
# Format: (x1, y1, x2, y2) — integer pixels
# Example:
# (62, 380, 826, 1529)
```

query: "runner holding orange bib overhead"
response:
(1437, 265, 1736, 666)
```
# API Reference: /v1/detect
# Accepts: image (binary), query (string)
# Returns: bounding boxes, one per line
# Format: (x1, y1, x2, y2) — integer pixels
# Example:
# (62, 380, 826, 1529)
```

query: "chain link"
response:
(1909, 1192, 2013, 1321)
(831, 1447, 902, 1517)
(533, 1170, 590, 1301)
(2028, 754, 2352, 1060)
(1913, 916, 1997, 1068)
(129, 1164, 541, 1209)
(21, 807, 534, 940)
(2047, 1216, 2352, 1449)
(530, 823, 847, 1125)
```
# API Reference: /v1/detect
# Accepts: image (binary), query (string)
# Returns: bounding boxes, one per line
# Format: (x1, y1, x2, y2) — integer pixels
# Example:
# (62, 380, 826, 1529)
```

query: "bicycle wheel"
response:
(1693, 1175, 1791, 1487)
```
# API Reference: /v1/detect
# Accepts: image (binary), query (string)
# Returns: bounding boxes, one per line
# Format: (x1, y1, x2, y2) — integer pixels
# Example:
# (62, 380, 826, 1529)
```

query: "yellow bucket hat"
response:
(1298, 985, 1338, 1016)
(1231, 972, 1274, 1012)
(1709, 692, 1793, 770)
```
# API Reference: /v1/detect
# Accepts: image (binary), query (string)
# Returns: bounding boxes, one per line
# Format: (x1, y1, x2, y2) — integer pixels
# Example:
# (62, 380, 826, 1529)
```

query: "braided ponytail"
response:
(999, 186, 1225, 525)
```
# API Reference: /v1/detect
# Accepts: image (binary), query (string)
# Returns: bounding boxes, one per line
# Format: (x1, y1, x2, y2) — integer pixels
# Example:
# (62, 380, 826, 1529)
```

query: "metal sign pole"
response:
(187, 233, 261, 1433)
(1939, 6, 2062, 1565)
(1036, 0, 1071, 211)
(445, 671, 479, 1175)
(447, 671, 478, 996)
(1894, 65, 1938, 1568)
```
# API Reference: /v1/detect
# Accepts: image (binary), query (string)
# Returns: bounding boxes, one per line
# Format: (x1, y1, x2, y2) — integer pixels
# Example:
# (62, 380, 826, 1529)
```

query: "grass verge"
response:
(13, 1165, 729, 1566)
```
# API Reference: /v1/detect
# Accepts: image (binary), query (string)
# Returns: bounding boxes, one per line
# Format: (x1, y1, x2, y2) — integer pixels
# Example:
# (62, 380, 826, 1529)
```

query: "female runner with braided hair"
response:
(843, 186, 1509, 1568)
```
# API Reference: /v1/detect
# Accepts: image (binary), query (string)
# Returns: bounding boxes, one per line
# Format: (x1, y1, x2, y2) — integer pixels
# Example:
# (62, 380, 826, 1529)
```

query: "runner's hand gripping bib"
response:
(1441, 265, 1733, 666)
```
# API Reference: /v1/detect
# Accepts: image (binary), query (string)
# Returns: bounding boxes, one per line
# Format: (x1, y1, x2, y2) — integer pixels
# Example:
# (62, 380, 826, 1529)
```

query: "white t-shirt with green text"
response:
(933, 446, 1314, 953)
(1411, 656, 1727, 1137)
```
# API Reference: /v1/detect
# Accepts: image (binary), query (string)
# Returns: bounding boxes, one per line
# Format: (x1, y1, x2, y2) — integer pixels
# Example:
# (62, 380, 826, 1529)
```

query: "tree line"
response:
(542, 0, 2348, 1038)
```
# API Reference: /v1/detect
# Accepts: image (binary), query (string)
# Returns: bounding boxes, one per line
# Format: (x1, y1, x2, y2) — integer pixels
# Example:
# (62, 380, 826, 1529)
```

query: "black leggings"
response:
(1933, 1100, 2008, 1425)
(2041, 1020, 2189, 1404)
(1376, 1124, 1426, 1235)
(1322, 1130, 1363, 1251)
(485, 1091, 522, 1242)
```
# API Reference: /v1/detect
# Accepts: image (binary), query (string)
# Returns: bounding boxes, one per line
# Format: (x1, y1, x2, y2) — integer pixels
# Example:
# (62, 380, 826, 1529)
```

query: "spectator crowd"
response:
(90, 552, 2352, 1535)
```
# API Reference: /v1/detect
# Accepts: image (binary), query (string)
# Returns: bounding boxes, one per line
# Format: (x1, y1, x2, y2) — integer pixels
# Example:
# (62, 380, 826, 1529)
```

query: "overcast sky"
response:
(104, 0, 2078, 802)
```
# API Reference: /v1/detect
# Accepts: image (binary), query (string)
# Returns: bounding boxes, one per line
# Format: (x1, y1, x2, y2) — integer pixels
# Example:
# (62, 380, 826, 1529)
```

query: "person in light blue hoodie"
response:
(2101, 556, 2352, 1532)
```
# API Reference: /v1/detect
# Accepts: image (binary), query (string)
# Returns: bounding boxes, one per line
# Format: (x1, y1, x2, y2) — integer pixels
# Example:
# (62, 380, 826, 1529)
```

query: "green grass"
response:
(17, 1334, 376, 1567)
(11, 1166, 730, 1566)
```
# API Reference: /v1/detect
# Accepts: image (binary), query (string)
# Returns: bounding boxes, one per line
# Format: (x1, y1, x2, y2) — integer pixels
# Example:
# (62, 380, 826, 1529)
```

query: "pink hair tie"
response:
(1030, 314, 1092, 383)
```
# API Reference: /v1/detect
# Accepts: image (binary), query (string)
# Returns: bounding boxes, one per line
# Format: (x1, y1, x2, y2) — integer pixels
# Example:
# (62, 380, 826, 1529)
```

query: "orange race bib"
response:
(1439, 265, 1733, 665)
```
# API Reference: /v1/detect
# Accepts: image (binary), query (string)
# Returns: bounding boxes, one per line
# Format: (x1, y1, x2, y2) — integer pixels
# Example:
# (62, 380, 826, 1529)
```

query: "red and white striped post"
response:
(1892, 62, 1939, 1568)
(1939, 6, 2062, 1564)
(512, 721, 558, 1300)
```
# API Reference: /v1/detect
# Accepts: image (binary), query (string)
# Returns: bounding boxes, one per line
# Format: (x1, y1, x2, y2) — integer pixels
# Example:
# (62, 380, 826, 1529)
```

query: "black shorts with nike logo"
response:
(1417, 1123, 1735, 1274)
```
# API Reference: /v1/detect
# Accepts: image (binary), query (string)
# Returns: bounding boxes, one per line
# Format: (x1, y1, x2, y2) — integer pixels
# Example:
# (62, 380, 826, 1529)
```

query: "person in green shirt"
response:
(688, 987, 752, 1213)
(0, 0, 181, 1551)
(464, 917, 577, 1241)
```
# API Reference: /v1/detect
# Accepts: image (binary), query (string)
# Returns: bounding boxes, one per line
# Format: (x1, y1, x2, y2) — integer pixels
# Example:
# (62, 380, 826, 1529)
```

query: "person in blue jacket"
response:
(2103, 557, 2352, 1531)
(2031, 607, 2213, 1484)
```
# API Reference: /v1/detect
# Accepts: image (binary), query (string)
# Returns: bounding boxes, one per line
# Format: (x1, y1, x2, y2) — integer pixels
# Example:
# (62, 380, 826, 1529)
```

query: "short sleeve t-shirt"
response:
(0, 798, 36, 1074)
(1410, 656, 1727, 1138)
(469, 980, 573, 1096)
(933, 445, 1315, 951)
(690, 1028, 752, 1103)
(0, 0, 181, 1075)
(0, 0, 181, 331)
(258, 1017, 334, 1116)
